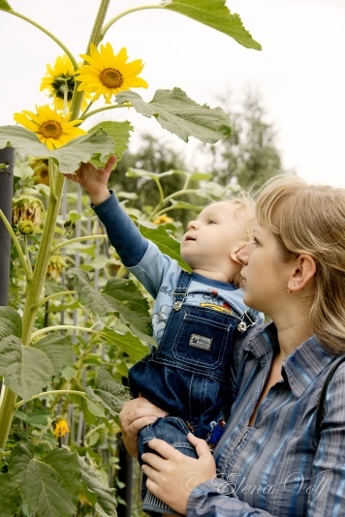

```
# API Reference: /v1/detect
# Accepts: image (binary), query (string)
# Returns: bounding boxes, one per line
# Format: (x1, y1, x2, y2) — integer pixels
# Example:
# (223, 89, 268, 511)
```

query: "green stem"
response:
(81, 103, 128, 121)
(4, 10, 78, 69)
(101, 5, 162, 39)
(53, 234, 107, 253)
(0, 210, 32, 279)
(33, 290, 76, 310)
(21, 168, 65, 346)
(31, 324, 99, 341)
(0, 388, 17, 448)
(70, 0, 111, 119)
(13, 389, 88, 411)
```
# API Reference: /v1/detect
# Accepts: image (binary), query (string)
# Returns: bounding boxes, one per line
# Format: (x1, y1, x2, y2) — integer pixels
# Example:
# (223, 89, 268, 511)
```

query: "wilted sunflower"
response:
(40, 54, 91, 111)
(14, 105, 86, 149)
(77, 42, 148, 104)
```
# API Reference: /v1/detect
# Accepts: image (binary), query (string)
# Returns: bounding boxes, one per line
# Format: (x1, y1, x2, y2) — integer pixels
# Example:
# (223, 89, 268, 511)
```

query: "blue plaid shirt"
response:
(187, 322, 345, 516)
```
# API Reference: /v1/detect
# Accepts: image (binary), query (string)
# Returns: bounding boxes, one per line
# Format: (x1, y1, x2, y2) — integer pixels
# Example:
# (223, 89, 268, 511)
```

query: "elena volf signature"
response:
(181, 470, 333, 502)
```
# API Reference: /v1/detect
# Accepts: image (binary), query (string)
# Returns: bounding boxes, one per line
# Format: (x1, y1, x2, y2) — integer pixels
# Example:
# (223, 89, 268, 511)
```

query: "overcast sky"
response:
(1, 0, 345, 186)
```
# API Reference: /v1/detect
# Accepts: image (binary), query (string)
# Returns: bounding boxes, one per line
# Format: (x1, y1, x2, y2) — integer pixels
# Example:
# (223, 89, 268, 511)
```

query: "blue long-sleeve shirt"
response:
(93, 192, 260, 345)
(187, 322, 345, 516)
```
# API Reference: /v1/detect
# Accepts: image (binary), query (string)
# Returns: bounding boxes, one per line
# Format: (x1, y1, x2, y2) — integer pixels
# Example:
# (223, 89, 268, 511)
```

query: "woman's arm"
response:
(119, 397, 168, 457)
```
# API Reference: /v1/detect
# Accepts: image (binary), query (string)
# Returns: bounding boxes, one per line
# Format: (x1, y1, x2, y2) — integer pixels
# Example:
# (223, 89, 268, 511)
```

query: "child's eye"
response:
(208, 219, 216, 225)
(252, 237, 259, 245)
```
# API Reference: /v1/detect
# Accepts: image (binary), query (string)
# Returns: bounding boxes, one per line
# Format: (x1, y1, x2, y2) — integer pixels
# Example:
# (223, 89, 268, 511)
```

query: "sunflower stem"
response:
(70, 0, 111, 120)
(4, 10, 78, 69)
(0, 209, 32, 279)
(101, 5, 163, 38)
(21, 171, 65, 347)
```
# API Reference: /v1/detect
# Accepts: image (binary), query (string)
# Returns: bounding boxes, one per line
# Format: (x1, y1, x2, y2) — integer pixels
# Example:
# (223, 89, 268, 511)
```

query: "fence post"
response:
(0, 147, 14, 307)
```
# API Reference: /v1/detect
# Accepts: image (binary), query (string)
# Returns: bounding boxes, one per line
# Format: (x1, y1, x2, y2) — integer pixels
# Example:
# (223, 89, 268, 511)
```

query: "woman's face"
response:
(237, 224, 291, 315)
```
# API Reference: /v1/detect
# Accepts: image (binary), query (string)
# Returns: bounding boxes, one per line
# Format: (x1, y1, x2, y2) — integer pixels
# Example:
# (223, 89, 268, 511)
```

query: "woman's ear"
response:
(288, 254, 316, 292)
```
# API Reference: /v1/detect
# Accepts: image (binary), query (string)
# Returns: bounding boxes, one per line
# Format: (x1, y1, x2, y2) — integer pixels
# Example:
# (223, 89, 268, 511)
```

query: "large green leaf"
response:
(34, 334, 74, 375)
(78, 456, 117, 517)
(0, 306, 22, 339)
(0, 336, 54, 400)
(89, 120, 133, 161)
(0, 474, 19, 517)
(98, 326, 149, 362)
(93, 368, 130, 414)
(140, 225, 190, 270)
(163, 0, 261, 50)
(0, 127, 114, 173)
(116, 88, 232, 143)
(10, 445, 80, 517)
(67, 268, 152, 336)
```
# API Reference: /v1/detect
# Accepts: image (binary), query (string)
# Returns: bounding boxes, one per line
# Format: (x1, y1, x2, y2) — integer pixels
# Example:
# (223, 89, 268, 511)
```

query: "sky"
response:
(1, 0, 345, 186)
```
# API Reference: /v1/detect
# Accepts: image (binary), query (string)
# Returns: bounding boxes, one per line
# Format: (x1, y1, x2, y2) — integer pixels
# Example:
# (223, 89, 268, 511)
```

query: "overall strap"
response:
(237, 308, 259, 332)
(315, 355, 345, 442)
(172, 270, 192, 311)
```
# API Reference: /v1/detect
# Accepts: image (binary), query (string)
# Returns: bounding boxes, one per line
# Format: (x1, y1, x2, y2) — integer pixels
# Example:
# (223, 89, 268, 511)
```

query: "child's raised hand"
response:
(65, 155, 117, 206)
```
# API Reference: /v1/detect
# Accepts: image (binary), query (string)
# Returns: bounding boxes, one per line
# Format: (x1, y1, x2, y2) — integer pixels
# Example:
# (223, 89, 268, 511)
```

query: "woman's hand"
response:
(65, 155, 116, 206)
(141, 433, 217, 515)
(119, 397, 168, 458)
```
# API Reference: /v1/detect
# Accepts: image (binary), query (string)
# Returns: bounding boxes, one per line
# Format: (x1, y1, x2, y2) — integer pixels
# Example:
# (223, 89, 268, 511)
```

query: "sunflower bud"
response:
(17, 220, 36, 235)
(47, 254, 67, 282)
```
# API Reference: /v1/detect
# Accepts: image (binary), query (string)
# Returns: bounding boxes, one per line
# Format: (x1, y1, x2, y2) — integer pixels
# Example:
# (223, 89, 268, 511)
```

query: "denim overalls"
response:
(129, 270, 257, 439)
(129, 270, 258, 514)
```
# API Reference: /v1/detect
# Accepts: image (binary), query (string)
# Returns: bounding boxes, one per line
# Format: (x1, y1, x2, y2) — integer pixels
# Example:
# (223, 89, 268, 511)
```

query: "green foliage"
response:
(163, 0, 262, 50)
(0, 1, 263, 515)
(116, 88, 232, 143)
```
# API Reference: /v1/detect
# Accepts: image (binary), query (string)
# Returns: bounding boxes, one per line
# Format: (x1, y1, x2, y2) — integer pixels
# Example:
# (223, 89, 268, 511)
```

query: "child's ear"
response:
(230, 248, 243, 264)
(230, 242, 247, 264)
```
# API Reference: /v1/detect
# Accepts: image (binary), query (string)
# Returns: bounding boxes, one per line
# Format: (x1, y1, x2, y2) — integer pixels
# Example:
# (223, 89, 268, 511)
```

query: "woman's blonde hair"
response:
(255, 173, 345, 354)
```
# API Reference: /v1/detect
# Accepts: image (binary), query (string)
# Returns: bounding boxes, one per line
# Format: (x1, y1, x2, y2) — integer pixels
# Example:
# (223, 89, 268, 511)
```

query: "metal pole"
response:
(0, 147, 14, 307)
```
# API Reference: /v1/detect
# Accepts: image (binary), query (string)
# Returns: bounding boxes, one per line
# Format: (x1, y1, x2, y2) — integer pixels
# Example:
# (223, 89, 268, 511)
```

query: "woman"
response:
(120, 174, 345, 516)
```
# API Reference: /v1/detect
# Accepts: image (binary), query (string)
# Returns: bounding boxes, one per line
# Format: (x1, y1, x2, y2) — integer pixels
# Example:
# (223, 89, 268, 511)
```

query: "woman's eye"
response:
(252, 237, 259, 245)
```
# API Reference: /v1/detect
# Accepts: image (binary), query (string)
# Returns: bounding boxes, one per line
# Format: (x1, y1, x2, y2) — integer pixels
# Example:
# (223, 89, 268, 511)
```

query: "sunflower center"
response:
(39, 120, 63, 140)
(100, 68, 123, 89)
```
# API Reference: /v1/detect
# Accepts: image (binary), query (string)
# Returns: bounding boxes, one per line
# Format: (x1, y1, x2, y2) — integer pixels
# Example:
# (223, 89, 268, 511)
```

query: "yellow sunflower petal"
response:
(77, 42, 148, 104)
(14, 105, 85, 149)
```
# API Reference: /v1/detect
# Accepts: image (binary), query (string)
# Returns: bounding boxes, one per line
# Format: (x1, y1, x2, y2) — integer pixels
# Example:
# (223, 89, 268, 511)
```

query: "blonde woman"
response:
(121, 174, 345, 516)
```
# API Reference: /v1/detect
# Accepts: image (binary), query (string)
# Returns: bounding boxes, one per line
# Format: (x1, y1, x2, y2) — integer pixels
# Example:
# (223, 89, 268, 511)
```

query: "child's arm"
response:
(65, 155, 116, 206)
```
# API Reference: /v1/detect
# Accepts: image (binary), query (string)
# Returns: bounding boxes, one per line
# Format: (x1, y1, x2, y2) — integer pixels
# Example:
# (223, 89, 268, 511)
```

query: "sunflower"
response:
(77, 42, 148, 104)
(14, 105, 86, 149)
(40, 54, 91, 112)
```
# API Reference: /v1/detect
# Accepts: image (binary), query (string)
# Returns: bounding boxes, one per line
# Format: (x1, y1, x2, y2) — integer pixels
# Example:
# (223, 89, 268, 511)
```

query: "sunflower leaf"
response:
(0, 335, 55, 400)
(116, 88, 232, 143)
(88, 120, 133, 161)
(0, 126, 114, 173)
(162, 0, 261, 50)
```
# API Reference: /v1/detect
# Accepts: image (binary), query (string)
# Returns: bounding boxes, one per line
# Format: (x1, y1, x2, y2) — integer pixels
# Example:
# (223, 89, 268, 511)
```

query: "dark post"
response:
(0, 147, 15, 306)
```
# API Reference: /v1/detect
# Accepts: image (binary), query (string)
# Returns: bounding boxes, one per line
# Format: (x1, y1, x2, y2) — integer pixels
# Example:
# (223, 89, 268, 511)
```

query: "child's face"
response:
(180, 201, 251, 281)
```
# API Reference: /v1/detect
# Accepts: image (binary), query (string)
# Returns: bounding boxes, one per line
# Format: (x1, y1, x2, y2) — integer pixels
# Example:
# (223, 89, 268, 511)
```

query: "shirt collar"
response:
(243, 321, 336, 397)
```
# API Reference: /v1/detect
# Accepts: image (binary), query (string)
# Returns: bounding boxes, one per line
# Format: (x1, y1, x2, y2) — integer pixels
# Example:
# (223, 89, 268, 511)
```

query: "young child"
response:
(66, 156, 263, 515)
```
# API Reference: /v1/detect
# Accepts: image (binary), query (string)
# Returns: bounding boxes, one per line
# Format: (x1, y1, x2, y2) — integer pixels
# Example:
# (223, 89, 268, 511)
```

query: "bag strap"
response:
(315, 355, 345, 442)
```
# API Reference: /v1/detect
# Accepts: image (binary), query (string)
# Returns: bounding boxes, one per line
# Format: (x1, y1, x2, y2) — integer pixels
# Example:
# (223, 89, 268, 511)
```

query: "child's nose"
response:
(188, 220, 198, 230)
